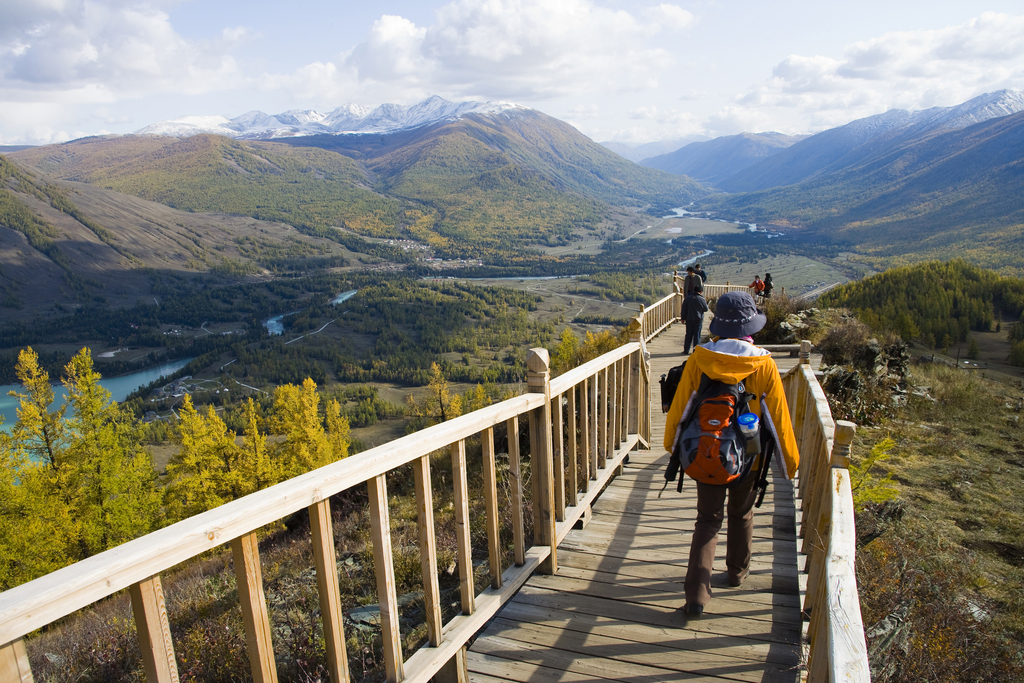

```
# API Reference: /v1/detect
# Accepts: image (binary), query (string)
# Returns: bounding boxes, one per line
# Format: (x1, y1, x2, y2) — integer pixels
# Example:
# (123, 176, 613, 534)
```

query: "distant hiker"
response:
(763, 273, 774, 299)
(748, 275, 765, 301)
(681, 283, 709, 355)
(694, 263, 708, 284)
(682, 266, 701, 296)
(663, 291, 800, 619)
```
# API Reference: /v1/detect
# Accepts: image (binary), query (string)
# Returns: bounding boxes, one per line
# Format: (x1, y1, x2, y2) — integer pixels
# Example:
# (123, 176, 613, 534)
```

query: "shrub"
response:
(817, 317, 872, 367)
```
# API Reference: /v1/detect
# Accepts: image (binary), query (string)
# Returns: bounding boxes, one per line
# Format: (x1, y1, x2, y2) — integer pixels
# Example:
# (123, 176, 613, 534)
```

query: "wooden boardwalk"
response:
(468, 325, 821, 682)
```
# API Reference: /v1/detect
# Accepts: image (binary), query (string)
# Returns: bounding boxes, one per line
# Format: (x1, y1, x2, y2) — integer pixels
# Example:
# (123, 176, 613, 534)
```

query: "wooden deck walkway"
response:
(468, 325, 821, 682)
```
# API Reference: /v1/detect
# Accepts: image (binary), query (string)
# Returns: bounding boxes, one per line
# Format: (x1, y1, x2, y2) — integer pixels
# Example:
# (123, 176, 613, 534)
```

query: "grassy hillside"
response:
(0, 153, 357, 320)
(13, 135, 408, 238)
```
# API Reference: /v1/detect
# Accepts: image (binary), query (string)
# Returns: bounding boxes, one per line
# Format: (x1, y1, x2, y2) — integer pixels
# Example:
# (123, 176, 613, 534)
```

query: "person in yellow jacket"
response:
(663, 291, 800, 618)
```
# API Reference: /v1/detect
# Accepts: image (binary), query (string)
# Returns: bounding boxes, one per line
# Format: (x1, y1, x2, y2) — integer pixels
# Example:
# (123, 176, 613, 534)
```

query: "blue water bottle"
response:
(737, 413, 760, 455)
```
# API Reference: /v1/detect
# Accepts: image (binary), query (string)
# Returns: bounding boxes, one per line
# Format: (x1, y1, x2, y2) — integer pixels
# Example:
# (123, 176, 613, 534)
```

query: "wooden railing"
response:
(0, 336, 650, 683)
(783, 341, 870, 682)
(0, 308, 868, 683)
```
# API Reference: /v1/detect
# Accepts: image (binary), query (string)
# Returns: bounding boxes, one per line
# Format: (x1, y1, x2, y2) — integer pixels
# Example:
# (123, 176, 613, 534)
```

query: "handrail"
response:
(783, 341, 870, 682)
(0, 329, 650, 683)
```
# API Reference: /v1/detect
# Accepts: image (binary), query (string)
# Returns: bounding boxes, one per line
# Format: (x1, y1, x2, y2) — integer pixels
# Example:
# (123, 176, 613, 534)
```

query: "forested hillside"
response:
(819, 260, 1024, 353)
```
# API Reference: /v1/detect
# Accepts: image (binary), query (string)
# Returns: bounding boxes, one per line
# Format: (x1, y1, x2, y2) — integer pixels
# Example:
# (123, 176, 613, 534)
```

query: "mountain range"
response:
(692, 92, 1024, 274)
(641, 90, 1024, 192)
(135, 96, 520, 139)
(0, 101, 703, 319)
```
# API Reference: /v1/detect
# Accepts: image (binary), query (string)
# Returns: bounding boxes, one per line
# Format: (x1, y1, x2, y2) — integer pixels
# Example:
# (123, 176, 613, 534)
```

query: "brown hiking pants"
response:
(684, 475, 758, 607)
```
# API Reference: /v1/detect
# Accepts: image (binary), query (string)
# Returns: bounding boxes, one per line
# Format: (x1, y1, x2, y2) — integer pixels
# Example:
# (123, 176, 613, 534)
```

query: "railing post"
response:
(527, 348, 557, 575)
(368, 475, 404, 683)
(831, 421, 856, 468)
(800, 339, 812, 365)
(674, 275, 683, 321)
(413, 456, 444, 642)
(309, 500, 350, 683)
(129, 575, 179, 683)
(0, 638, 33, 683)
(231, 532, 279, 683)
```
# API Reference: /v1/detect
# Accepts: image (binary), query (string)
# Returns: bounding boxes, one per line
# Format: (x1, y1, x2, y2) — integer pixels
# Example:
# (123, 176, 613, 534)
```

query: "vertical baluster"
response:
(413, 456, 443, 643)
(451, 440, 475, 615)
(598, 368, 608, 469)
(368, 475, 404, 683)
(623, 354, 633, 442)
(579, 379, 590, 492)
(608, 361, 618, 458)
(129, 575, 178, 683)
(567, 384, 579, 505)
(617, 359, 626, 444)
(309, 499, 350, 683)
(589, 374, 599, 480)
(481, 428, 503, 590)
(552, 394, 566, 521)
(507, 416, 525, 566)
(0, 638, 32, 683)
(231, 532, 279, 683)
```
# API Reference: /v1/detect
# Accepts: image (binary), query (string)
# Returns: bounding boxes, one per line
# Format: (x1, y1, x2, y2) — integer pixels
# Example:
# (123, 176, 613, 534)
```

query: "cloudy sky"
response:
(3, 0, 1024, 147)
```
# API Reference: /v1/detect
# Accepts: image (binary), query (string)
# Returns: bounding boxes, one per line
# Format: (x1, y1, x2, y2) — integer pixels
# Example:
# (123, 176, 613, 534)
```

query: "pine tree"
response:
(270, 378, 336, 477)
(164, 395, 233, 521)
(967, 336, 980, 360)
(234, 397, 281, 496)
(62, 349, 158, 555)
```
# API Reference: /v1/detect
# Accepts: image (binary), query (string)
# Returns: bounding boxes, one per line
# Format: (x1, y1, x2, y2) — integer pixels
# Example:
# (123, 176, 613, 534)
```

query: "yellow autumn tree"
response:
(269, 378, 350, 478)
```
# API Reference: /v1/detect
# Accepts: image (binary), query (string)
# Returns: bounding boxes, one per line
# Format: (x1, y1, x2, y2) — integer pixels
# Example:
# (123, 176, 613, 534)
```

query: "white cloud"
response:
(724, 12, 1024, 134)
(267, 0, 691, 104)
(0, 0, 244, 96)
(642, 4, 695, 31)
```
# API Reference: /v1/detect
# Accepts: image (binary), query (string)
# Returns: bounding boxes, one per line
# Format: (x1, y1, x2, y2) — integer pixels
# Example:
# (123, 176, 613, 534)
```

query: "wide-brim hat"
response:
(709, 291, 766, 338)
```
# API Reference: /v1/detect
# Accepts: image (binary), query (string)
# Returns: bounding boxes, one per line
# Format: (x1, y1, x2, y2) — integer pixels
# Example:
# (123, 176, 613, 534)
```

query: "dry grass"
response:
(852, 361, 1024, 681)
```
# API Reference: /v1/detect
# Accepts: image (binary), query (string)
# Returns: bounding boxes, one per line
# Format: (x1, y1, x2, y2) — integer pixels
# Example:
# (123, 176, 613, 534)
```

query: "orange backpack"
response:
(672, 374, 757, 486)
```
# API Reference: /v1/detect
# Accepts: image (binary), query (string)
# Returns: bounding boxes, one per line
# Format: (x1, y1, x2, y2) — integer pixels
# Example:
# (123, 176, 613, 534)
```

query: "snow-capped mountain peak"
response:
(135, 97, 522, 140)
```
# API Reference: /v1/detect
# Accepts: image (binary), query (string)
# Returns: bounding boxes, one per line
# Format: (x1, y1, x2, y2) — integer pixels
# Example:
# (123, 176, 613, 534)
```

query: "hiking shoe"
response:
(681, 603, 704, 619)
(728, 575, 744, 587)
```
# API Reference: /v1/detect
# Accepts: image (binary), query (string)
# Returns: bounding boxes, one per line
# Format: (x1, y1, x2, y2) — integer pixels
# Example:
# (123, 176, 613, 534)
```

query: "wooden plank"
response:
(506, 417, 525, 567)
(0, 638, 32, 683)
(231, 532, 278, 683)
(451, 440, 475, 614)
(481, 428, 503, 591)
(511, 584, 799, 644)
(491, 601, 795, 667)
(368, 475, 404, 683)
(414, 455, 444, 643)
(481, 618, 797, 683)
(525, 573, 801, 626)
(825, 469, 870, 683)
(309, 500, 349, 683)
(129, 575, 179, 683)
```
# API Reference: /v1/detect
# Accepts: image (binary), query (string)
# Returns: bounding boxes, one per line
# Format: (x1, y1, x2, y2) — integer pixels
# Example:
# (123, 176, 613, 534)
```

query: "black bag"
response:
(659, 361, 686, 413)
